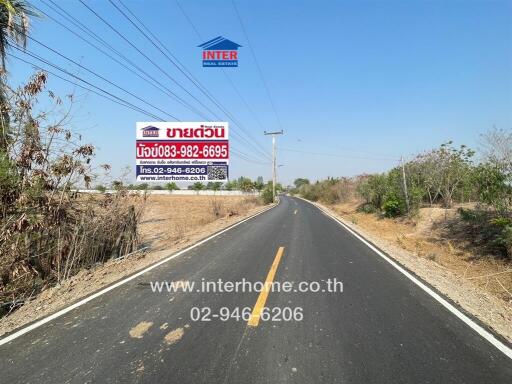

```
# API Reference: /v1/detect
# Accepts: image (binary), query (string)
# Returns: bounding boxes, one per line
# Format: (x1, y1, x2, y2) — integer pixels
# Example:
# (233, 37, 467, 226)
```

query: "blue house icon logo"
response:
(198, 36, 242, 67)
(141, 125, 160, 138)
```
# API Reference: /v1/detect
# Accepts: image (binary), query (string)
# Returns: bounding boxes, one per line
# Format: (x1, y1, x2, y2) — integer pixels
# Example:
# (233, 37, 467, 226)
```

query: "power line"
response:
(25, 35, 179, 121)
(232, 0, 284, 132)
(231, 148, 270, 165)
(78, 0, 223, 123)
(12, 46, 165, 120)
(35, 0, 270, 163)
(278, 147, 400, 161)
(11, 52, 266, 165)
(111, 0, 271, 162)
(10, 53, 164, 120)
(35, 0, 210, 120)
(174, 0, 267, 133)
(78, 0, 269, 163)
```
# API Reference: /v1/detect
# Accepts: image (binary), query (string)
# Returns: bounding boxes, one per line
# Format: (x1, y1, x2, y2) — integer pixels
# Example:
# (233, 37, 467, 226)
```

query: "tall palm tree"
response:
(0, 0, 35, 69)
(0, 0, 36, 150)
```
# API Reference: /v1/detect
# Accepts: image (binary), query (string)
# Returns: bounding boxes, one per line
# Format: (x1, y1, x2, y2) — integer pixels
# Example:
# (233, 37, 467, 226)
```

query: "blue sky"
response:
(9, 0, 512, 185)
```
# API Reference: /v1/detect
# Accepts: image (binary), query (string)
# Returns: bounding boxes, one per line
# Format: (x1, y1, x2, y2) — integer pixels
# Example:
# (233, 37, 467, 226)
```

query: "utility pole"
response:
(264, 130, 284, 202)
(401, 155, 410, 213)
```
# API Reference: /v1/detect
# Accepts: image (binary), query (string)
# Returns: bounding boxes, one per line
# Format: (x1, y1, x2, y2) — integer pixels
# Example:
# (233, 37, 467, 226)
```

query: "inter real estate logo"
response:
(198, 36, 242, 67)
(141, 125, 160, 138)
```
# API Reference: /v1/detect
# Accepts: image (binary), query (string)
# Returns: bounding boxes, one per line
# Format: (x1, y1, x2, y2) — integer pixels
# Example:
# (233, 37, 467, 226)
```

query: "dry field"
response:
(0, 195, 266, 337)
(139, 195, 263, 250)
(331, 201, 512, 303)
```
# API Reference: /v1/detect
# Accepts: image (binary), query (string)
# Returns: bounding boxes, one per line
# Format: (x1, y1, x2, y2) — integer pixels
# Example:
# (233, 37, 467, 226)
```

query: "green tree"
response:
(95, 184, 106, 193)
(254, 176, 264, 191)
(223, 180, 237, 190)
(238, 177, 255, 192)
(474, 163, 511, 216)
(261, 187, 274, 204)
(434, 142, 475, 207)
(293, 178, 310, 189)
(165, 182, 179, 191)
(206, 181, 222, 191)
(189, 182, 204, 191)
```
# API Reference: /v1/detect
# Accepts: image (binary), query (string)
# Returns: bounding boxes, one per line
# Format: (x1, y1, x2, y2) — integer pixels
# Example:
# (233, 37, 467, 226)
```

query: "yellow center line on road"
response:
(248, 247, 285, 327)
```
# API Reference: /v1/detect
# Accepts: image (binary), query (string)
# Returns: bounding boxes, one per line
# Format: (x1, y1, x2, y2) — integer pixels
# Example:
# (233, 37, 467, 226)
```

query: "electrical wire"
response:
(12, 52, 265, 164)
(174, 0, 267, 133)
(35, 0, 210, 120)
(279, 147, 400, 161)
(78, 0, 222, 123)
(25, 35, 179, 121)
(232, 0, 284, 132)
(10, 53, 165, 119)
(112, 0, 271, 162)
(33, 0, 271, 163)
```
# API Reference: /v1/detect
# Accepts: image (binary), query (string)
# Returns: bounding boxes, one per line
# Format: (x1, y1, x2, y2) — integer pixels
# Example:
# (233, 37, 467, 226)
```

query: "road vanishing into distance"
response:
(1, 195, 511, 383)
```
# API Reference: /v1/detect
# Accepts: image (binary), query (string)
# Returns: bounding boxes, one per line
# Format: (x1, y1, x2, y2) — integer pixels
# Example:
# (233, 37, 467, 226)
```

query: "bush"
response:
(95, 185, 107, 193)
(358, 203, 377, 214)
(500, 226, 512, 257)
(261, 188, 274, 204)
(382, 196, 403, 217)
(0, 72, 144, 316)
(458, 207, 481, 222)
(165, 182, 179, 191)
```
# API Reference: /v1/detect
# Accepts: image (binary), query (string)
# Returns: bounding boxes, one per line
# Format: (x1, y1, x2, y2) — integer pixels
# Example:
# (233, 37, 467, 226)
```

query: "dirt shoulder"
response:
(0, 195, 271, 338)
(306, 199, 512, 343)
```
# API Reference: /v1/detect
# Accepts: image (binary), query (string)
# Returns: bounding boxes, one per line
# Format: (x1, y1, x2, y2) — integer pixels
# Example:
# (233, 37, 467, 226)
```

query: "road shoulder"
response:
(299, 197, 512, 344)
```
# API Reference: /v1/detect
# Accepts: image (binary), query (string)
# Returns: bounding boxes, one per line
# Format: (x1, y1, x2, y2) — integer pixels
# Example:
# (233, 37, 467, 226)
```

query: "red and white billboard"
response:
(136, 122, 229, 182)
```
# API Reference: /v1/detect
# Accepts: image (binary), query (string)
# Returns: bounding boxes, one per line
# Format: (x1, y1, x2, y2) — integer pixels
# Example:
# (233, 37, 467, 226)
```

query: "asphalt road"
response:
(1, 195, 511, 383)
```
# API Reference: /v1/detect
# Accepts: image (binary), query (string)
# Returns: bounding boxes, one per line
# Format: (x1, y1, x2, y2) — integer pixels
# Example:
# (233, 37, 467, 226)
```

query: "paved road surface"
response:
(1, 196, 511, 383)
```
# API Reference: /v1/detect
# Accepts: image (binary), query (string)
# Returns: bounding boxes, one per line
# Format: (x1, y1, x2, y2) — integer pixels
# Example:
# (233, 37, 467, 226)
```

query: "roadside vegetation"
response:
(293, 132, 512, 260)
(0, 71, 273, 318)
(0, 72, 148, 317)
(91, 176, 281, 205)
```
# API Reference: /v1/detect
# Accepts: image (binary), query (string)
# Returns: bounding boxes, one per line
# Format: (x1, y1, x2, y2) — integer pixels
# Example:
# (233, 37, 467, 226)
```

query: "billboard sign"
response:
(136, 122, 229, 182)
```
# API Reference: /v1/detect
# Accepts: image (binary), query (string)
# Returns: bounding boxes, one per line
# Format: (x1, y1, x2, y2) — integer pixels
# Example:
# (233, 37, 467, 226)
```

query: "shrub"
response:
(358, 203, 377, 214)
(209, 198, 224, 218)
(500, 226, 512, 257)
(261, 188, 274, 204)
(95, 185, 107, 193)
(382, 196, 403, 217)
(0, 72, 144, 316)
(165, 182, 179, 191)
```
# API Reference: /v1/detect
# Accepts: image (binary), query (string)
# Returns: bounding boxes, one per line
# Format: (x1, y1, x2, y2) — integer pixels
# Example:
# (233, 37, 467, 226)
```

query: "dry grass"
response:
(331, 201, 512, 303)
(0, 195, 267, 336)
(139, 195, 262, 250)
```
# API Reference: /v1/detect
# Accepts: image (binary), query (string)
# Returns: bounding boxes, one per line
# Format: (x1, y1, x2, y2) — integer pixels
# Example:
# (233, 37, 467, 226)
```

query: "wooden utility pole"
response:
(401, 155, 410, 213)
(264, 130, 284, 202)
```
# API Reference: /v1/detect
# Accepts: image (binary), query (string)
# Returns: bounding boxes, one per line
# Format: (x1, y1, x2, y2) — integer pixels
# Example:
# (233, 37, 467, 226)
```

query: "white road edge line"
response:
(296, 196, 512, 360)
(0, 202, 278, 346)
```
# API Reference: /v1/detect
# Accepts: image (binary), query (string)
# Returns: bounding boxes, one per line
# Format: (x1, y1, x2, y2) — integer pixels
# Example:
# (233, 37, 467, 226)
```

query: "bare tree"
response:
(480, 127, 512, 172)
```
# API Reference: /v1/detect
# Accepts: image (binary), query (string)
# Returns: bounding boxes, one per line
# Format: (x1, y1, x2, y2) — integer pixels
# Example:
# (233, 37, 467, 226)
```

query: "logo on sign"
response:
(141, 125, 160, 138)
(198, 36, 241, 67)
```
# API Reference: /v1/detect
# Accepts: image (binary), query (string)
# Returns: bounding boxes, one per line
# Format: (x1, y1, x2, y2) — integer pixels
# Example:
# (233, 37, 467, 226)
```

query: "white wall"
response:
(78, 189, 260, 196)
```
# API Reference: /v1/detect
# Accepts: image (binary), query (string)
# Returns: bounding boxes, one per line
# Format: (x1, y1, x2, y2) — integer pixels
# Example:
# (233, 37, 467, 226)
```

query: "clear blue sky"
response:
(9, 0, 512, 185)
